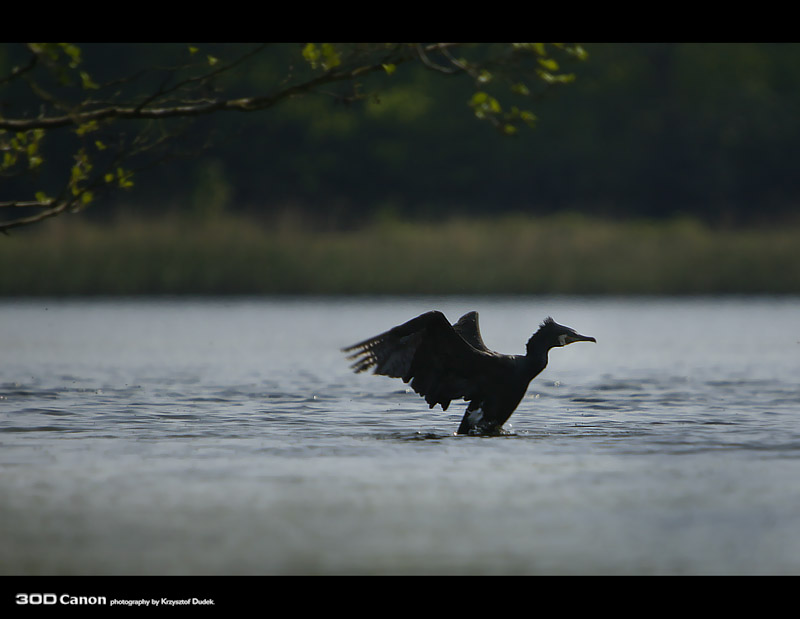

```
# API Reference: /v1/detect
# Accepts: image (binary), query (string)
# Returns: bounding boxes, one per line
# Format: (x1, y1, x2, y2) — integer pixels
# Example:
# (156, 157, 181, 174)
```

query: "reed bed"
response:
(1, 213, 798, 295)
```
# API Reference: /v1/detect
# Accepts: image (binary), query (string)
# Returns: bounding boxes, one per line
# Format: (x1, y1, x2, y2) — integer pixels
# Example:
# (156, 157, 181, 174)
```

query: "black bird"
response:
(343, 311, 596, 435)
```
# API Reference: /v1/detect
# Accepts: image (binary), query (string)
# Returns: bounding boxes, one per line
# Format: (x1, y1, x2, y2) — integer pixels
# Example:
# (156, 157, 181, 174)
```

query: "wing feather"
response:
(343, 311, 502, 410)
(452, 311, 490, 352)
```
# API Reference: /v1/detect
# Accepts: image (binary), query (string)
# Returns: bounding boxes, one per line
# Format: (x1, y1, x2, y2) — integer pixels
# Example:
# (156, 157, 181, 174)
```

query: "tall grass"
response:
(1, 212, 799, 295)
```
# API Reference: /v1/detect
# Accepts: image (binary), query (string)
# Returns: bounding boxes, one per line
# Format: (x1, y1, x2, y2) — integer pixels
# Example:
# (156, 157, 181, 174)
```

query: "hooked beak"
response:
(566, 332, 596, 344)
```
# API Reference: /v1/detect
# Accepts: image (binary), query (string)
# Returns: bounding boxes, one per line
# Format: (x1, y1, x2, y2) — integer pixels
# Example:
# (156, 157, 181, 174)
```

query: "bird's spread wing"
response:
(343, 311, 502, 411)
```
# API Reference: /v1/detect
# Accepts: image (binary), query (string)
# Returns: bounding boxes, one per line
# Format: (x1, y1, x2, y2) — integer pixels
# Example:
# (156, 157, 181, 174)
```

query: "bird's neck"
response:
(523, 347, 549, 379)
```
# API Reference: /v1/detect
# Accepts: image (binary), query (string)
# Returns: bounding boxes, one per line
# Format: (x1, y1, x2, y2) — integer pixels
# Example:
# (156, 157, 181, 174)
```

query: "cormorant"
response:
(343, 311, 596, 435)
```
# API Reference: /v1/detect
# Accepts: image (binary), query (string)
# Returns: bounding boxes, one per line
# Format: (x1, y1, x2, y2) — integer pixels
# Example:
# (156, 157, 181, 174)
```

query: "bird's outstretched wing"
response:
(343, 310, 503, 411)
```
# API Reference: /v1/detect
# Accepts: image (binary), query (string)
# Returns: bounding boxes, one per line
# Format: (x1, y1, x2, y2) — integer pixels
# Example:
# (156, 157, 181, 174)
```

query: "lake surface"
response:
(1, 296, 799, 575)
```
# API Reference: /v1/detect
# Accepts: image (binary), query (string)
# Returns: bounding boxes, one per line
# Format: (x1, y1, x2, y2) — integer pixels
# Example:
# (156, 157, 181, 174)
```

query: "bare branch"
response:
(415, 43, 462, 74)
(0, 52, 38, 86)
(0, 200, 53, 209)
(0, 199, 71, 234)
(0, 43, 462, 132)
(132, 44, 271, 112)
(438, 45, 481, 79)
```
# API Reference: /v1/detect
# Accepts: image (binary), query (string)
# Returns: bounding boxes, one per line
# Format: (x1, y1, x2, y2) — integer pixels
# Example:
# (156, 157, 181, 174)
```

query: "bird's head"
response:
(526, 317, 596, 355)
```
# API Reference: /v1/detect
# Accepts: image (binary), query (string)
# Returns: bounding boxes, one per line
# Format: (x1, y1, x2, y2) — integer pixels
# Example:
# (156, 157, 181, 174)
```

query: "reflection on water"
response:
(1, 296, 800, 574)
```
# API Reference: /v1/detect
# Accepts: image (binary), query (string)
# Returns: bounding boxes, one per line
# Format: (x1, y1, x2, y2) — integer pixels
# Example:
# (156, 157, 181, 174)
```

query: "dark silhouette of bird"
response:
(343, 311, 596, 435)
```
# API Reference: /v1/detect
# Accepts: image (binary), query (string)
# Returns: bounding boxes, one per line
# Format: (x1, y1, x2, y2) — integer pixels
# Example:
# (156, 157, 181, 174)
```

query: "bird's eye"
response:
(557, 334, 567, 346)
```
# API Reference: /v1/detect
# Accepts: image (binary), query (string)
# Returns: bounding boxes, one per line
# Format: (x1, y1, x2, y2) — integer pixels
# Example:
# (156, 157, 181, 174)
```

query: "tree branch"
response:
(1, 42, 585, 233)
(0, 52, 38, 86)
(0, 44, 444, 133)
(0, 199, 70, 234)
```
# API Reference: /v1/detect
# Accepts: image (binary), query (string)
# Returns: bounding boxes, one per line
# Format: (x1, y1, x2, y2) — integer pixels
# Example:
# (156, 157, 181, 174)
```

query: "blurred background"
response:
(2, 42, 799, 295)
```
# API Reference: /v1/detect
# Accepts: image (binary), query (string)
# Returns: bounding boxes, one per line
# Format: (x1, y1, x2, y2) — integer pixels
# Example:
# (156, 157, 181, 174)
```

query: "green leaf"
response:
(61, 44, 82, 68)
(382, 63, 396, 75)
(537, 57, 559, 71)
(520, 110, 537, 126)
(537, 69, 576, 84)
(570, 45, 588, 61)
(302, 43, 340, 70)
(207, 55, 219, 66)
(75, 121, 99, 136)
(470, 92, 489, 105)
(532, 43, 547, 56)
(302, 43, 319, 67)
(117, 167, 134, 188)
(320, 43, 341, 69)
(80, 70, 99, 90)
(511, 82, 530, 96)
(469, 91, 502, 120)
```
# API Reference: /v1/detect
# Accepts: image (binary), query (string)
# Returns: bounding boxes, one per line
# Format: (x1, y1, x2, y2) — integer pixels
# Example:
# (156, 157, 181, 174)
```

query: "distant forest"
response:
(4, 43, 800, 227)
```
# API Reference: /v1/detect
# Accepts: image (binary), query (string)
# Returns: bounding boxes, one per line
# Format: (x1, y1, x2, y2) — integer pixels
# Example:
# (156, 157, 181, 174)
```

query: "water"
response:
(1, 296, 799, 575)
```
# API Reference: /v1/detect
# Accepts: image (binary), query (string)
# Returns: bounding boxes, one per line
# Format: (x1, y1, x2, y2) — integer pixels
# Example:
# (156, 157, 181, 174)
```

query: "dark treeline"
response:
(4, 42, 800, 227)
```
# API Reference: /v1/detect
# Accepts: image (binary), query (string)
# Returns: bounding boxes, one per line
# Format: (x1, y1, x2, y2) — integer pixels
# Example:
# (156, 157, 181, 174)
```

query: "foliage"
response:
(0, 42, 586, 232)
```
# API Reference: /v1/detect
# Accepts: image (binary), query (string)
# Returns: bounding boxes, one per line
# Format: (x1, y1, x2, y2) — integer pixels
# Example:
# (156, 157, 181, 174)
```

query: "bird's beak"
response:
(566, 333, 596, 344)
